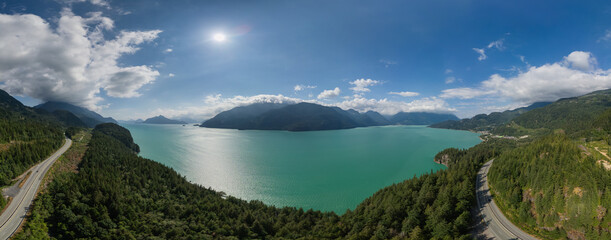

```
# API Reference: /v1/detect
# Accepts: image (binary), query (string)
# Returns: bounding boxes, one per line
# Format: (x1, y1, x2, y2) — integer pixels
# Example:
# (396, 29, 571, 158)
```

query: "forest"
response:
(14, 124, 514, 239)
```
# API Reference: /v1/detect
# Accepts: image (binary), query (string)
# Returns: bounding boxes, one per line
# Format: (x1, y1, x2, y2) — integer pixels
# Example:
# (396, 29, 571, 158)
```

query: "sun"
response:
(213, 33, 227, 42)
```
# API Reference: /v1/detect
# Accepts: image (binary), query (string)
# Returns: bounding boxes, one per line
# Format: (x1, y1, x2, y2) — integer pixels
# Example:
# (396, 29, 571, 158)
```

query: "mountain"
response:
(143, 115, 187, 124)
(35, 101, 117, 128)
(365, 110, 392, 125)
(201, 103, 289, 129)
(252, 102, 361, 131)
(203, 102, 364, 131)
(430, 102, 552, 131)
(0, 89, 65, 188)
(202, 102, 460, 131)
(389, 112, 459, 125)
(202, 102, 395, 131)
(498, 89, 611, 136)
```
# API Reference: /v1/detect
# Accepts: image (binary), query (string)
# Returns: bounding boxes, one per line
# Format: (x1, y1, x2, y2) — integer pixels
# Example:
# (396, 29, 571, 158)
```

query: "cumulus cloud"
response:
(317, 87, 341, 99)
(168, 73, 175, 77)
(0, 9, 161, 110)
(564, 51, 596, 71)
(441, 51, 611, 104)
(164, 48, 173, 53)
(349, 78, 380, 93)
(388, 91, 420, 97)
(294, 84, 316, 91)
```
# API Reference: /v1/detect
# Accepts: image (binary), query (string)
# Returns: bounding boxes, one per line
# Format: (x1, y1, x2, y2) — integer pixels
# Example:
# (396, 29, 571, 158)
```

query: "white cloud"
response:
(164, 48, 173, 53)
(0, 9, 161, 110)
(564, 51, 596, 71)
(440, 88, 492, 99)
(317, 87, 341, 99)
(336, 96, 454, 115)
(445, 69, 453, 74)
(487, 39, 504, 50)
(349, 78, 380, 93)
(294, 84, 316, 91)
(168, 73, 175, 77)
(61, 0, 110, 8)
(473, 48, 487, 61)
(388, 91, 420, 97)
(441, 51, 611, 104)
(473, 38, 505, 61)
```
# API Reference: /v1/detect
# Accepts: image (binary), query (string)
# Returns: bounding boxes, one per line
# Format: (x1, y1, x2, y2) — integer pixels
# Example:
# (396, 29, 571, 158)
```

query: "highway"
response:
(0, 138, 72, 240)
(475, 160, 537, 240)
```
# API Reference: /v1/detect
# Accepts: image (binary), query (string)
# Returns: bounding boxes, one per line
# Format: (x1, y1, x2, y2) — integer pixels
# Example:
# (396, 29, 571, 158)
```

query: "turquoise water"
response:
(122, 124, 481, 213)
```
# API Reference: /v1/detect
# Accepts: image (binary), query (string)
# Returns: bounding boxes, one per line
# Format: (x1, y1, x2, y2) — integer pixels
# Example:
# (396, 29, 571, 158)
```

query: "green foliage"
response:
(510, 89, 611, 137)
(430, 102, 551, 131)
(488, 135, 611, 239)
(0, 96, 64, 186)
(94, 123, 140, 152)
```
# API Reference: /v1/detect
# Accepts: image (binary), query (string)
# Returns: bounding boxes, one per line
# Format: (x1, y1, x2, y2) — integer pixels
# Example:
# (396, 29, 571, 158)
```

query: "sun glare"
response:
(213, 33, 227, 42)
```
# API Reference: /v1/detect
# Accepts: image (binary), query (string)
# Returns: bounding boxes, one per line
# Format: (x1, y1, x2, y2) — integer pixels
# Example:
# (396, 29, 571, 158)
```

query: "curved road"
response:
(475, 160, 537, 240)
(0, 138, 72, 240)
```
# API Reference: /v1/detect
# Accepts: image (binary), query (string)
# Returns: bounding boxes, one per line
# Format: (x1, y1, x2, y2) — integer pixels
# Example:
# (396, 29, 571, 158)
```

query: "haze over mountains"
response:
(201, 102, 460, 131)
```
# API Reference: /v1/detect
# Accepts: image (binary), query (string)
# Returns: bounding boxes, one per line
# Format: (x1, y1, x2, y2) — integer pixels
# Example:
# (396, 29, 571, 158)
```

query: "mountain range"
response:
(143, 115, 187, 124)
(201, 102, 460, 131)
(430, 101, 552, 132)
(35, 101, 117, 128)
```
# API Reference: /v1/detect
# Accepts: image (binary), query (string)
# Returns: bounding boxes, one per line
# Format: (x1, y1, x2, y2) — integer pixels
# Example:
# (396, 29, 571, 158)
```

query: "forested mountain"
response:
(486, 89, 611, 239)
(35, 101, 117, 128)
(202, 102, 458, 131)
(0, 89, 65, 209)
(142, 115, 187, 124)
(430, 102, 551, 131)
(507, 89, 611, 136)
(200, 102, 289, 129)
(389, 112, 459, 125)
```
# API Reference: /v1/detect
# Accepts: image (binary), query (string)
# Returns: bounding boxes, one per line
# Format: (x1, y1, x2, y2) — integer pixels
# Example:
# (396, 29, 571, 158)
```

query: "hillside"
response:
(430, 102, 551, 131)
(142, 115, 187, 124)
(35, 101, 117, 128)
(200, 103, 288, 129)
(486, 89, 611, 239)
(390, 112, 459, 125)
(0, 89, 65, 210)
(202, 102, 457, 131)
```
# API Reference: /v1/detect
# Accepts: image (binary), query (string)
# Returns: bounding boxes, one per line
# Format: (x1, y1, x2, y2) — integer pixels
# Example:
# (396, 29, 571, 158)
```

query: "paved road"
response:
(475, 160, 537, 240)
(0, 138, 72, 240)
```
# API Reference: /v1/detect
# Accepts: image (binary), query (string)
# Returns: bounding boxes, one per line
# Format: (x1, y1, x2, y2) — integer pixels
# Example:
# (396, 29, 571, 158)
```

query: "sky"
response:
(1, 0, 611, 121)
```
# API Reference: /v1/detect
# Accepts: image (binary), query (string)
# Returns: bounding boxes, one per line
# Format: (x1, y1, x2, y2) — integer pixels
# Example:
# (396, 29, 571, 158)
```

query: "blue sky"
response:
(1, 0, 611, 120)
